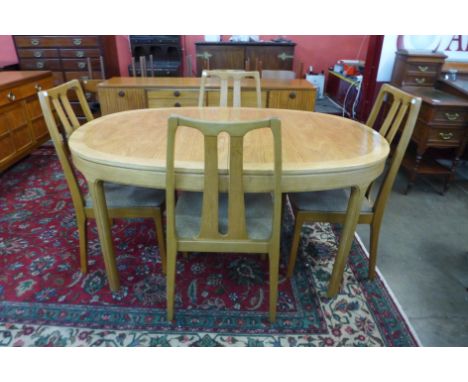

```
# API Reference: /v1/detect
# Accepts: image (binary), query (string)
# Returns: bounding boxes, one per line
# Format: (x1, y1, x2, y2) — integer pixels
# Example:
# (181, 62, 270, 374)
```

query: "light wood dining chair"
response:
(261, 70, 296, 80)
(286, 84, 422, 281)
(38, 79, 166, 274)
(198, 69, 262, 107)
(165, 115, 282, 322)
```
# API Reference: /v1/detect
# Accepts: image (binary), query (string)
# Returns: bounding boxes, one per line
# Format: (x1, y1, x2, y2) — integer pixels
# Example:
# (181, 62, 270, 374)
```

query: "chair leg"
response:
(368, 221, 381, 280)
(77, 216, 88, 273)
(268, 247, 280, 323)
(166, 245, 177, 322)
(153, 209, 167, 274)
(286, 212, 305, 278)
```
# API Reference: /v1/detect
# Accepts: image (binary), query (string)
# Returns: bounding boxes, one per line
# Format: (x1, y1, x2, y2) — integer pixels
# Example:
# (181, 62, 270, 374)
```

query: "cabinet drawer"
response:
(268, 89, 315, 110)
(0, 76, 54, 107)
(62, 58, 101, 71)
(17, 48, 59, 58)
(15, 36, 99, 48)
(207, 90, 267, 107)
(401, 73, 437, 87)
(20, 58, 61, 70)
(59, 48, 101, 58)
(98, 88, 147, 115)
(65, 71, 102, 81)
(147, 89, 199, 100)
(148, 98, 199, 108)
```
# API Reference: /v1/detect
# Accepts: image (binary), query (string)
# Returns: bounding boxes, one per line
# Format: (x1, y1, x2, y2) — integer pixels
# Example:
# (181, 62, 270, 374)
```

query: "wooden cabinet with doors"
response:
(195, 42, 295, 75)
(97, 77, 316, 115)
(0, 71, 54, 172)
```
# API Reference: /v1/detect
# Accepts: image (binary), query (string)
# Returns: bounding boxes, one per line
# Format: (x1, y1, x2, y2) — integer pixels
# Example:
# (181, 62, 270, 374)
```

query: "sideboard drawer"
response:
(0, 76, 54, 107)
(147, 89, 199, 100)
(419, 104, 468, 125)
(427, 126, 465, 145)
(268, 89, 314, 110)
(401, 73, 437, 87)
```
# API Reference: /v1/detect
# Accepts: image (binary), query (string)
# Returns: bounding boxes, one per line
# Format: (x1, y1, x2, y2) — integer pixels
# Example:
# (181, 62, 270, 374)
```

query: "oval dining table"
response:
(69, 107, 390, 298)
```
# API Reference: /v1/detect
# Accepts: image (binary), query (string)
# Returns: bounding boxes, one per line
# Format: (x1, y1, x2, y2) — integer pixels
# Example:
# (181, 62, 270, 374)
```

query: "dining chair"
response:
(38, 79, 166, 274)
(198, 69, 262, 108)
(286, 84, 422, 281)
(261, 70, 296, 80)
(165, 115, 282, 322)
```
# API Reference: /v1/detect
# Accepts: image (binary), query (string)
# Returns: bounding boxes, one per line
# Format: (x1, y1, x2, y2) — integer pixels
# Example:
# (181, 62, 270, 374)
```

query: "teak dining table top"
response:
(69, 107, 389, 297)
(70, 107, 389, 192)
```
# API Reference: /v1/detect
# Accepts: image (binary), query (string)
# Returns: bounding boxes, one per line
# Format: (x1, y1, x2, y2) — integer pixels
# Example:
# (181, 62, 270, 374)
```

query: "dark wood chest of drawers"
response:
(0, 71, 54, 172)
(195, 42, 295, 75)
(13, 35, 120, 85)
(391, 50, 447, 88)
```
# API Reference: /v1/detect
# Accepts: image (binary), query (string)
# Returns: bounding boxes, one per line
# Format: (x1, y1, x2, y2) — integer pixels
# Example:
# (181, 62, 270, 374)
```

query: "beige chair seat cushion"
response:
(175, 192, 273, 240)
(288, 189, 373, 213)
(85, 182, 165, 208)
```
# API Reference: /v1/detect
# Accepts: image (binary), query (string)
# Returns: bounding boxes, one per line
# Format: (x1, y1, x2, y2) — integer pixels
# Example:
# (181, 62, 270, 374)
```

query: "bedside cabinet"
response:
(400, 86, 468, 194)
(391, 50, 447, 88)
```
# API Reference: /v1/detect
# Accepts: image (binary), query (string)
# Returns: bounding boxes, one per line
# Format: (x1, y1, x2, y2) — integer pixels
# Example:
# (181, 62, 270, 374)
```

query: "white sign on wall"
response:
(377, 35, 468, 82)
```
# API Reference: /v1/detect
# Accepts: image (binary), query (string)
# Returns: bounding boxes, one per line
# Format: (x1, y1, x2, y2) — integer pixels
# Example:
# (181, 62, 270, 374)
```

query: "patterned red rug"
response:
(0, 145, 418, 346)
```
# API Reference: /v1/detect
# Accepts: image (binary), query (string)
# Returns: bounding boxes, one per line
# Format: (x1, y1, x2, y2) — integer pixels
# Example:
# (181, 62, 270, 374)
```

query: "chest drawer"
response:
(419, 104, 468, 125)
(20, 58, 62, 70)
(401, 73, 437, 87)
(17, 48, 59, 58)
(405, 62, 440, 75)
(62, 58, 102, 71)
(60, 48, 102, 58)
(413, 119, 466, 146)
(15, 36, 100, 48)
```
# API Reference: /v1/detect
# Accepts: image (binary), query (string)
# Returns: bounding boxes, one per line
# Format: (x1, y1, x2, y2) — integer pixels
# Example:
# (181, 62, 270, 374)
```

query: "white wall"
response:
(377, 35, 468, 82)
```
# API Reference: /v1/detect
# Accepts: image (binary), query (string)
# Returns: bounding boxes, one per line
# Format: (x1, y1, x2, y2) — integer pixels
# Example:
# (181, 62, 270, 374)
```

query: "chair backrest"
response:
(166, 115, 282, 242)
(37, 80, 92, 217)
(198, 70, 262, 108)
(261, 70, 296, 80)
(365, 84, 422, 214)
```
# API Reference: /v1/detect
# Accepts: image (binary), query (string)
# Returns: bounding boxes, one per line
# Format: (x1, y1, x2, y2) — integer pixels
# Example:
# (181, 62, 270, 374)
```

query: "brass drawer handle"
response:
(415, 77, 426, 84)
(278, 52, 294, 61)
(76, 50, 85, 58)
(78, 62, 86, 69)
(33, 51, 43, 58)
(73, 38, 82, 46)
(118, 90, 126, 97)
(36, 61, 45, 69)
(289, 91, 297, 100)
(173, 90, 181, 97)
(445, 112, 460, 121)
(418, 65, 429, 72)
(174, 102, 181, 107)
(35, 84, 43, 92)
(7, 91, 16, 102)
(439, 132, 454, 140)
(30, 38, 40, 46)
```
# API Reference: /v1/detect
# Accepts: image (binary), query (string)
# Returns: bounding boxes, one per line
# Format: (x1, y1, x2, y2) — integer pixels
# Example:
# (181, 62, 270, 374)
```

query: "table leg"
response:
(88, 179, 120, 291)
(327, 183, 367, 297)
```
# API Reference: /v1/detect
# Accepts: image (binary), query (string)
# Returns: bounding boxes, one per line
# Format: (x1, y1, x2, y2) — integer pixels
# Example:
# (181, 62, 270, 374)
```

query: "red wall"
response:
(1, 35, 369, 77)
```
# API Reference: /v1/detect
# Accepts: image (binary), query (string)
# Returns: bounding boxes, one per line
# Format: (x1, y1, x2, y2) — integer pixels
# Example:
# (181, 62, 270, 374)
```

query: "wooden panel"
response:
(147, 89, 199, 99)
(65, 71, 102, 81)
(206, 90, 267, 107)
(245, 45, 294, 70)
(98, 88, 147, 114)
(148, 98, 199, 108)
(196, 45, 245, 74)
(268, 90, 315, 111)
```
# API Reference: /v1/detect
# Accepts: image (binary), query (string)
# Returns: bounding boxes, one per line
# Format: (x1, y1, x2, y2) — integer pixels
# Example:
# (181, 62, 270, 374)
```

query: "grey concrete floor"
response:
(356, 161, 468, 346)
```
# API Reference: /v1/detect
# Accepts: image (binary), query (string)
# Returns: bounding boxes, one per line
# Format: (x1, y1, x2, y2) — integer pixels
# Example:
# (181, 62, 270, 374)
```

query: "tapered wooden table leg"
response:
(88, 179, 120, 291)
(327, 183, 367, 297)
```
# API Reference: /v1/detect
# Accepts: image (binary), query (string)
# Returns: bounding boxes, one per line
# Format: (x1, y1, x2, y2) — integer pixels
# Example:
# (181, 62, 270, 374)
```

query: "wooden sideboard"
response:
(0, 71, 54, 172)
(98, 77, 316, 115)
(195, 42, 296, 75)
